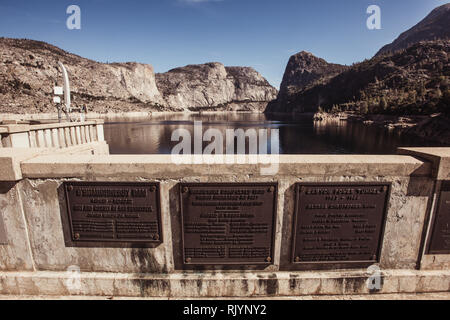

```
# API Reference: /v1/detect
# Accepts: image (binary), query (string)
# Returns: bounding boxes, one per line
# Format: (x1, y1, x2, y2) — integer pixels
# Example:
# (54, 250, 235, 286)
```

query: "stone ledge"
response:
(398, 147, 450, 180)
(0, 142, 109, 181)
(0, 270, 448, 298)
(0, 148, 48, 181)
(20, 154, 431, 179)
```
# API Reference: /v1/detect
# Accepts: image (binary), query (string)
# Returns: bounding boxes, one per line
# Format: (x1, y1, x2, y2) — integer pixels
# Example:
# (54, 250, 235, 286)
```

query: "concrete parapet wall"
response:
(0, 120, 104, 149)
(0, 149, 449, 297)
(0, 142, 110, 181)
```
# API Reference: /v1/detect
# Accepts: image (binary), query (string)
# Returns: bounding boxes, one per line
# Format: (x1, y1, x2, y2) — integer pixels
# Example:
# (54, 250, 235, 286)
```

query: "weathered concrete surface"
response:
(421, 255, 450, 270)
(0, 270, 449, 298)
(2, 292, 450, 300)
(0, 211, 6, 245)
(0, 149, 44, 181)
(0, 142, 109, 181)
(397, 149, 450, 270)
(0, 183, 34, 271)
(17, 179, 173, 274)
(0, 149, 449, 297)
(398, 147, 450, 180)
(11, 154, 434, 274)
(20, 154, 431, 179)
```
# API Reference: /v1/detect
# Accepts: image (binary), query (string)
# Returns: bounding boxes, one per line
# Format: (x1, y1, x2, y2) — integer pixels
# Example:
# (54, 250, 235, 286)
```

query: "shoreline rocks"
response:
(313, 111, 450, 144)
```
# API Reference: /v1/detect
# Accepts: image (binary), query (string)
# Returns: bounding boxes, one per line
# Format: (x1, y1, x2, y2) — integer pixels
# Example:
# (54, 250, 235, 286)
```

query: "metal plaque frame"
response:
(62, 181, 163, 248)
(180, 182, 278, 266)
(427, 181, 450, 254)
(291, 182, 391, 269)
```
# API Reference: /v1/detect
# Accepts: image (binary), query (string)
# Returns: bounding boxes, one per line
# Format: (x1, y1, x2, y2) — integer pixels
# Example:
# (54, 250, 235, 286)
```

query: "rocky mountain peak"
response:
(266, 39, 450, 114)
(287, 51, 329, 69)
(376, 3, 450, 56)
(155, 62, 277, 112)
(278, 51, 348, 99)
(295, 51, 317, 58)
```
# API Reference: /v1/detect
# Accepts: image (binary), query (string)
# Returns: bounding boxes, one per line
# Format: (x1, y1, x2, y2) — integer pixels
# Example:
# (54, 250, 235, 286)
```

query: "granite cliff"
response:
(155, 63, 277, 112)
(0, 38, 277, 114)
(267, 4, 450, 115)
(279, 51, 348, 97)
(0, 38, 167, 114)
(270, 51, 348, 112)
(267, 40, 449, 114)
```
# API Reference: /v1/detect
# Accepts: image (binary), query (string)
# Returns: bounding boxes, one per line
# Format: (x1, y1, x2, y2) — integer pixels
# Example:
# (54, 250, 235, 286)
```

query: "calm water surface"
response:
(104, 113, 441, 155)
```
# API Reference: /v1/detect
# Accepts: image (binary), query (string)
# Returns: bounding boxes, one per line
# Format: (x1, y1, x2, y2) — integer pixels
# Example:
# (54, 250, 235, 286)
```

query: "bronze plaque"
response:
(0, 212, 7, 245)
(292, 183, 390, 267)
(428, 181, 450, 254)
(180, 183, 277, 265)
(63, 182, 162, 247)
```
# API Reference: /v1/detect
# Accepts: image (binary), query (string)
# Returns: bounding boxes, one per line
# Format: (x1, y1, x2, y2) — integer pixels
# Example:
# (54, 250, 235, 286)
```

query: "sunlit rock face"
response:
(225, 66, 279, 103)
(0, 38, 167, 114)
(1, 38, 277, 114)
(155, 62, 278, 112)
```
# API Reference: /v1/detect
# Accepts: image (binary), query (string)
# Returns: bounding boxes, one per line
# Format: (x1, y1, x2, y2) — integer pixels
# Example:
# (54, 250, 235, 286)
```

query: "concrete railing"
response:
(0, 120, 104, 149)
(0, 145, 449, 298)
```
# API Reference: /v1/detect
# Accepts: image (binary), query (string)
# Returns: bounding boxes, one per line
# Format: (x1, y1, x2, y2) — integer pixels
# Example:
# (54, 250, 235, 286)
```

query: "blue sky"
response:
(0, 0, 448, 87)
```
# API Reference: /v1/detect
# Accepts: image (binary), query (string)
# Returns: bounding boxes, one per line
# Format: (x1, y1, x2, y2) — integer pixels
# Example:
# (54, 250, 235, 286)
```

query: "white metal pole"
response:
(58, 62, 71, 113)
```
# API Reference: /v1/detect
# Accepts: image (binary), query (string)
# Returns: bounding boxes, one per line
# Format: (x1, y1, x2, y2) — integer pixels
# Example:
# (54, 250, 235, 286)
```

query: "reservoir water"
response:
(104, 113, 441, 155)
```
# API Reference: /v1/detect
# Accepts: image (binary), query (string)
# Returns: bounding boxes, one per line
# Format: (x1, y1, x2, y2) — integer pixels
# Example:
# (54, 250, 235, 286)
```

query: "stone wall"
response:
(0, 149, 449, 298)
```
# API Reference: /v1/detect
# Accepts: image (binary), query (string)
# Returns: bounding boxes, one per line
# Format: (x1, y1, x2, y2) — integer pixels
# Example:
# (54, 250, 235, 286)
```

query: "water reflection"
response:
(104, 113, 441, 155)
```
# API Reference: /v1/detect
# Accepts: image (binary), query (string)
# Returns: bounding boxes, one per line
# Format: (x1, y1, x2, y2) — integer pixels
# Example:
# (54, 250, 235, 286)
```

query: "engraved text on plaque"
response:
(292, 183, 390, 266)
(180, 183, 277, 265)
(63, 182, 162, 247)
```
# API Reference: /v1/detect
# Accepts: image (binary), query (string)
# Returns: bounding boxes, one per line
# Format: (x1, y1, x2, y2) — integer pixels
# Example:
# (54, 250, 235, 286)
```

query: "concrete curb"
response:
(1, 270, 449, 298)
